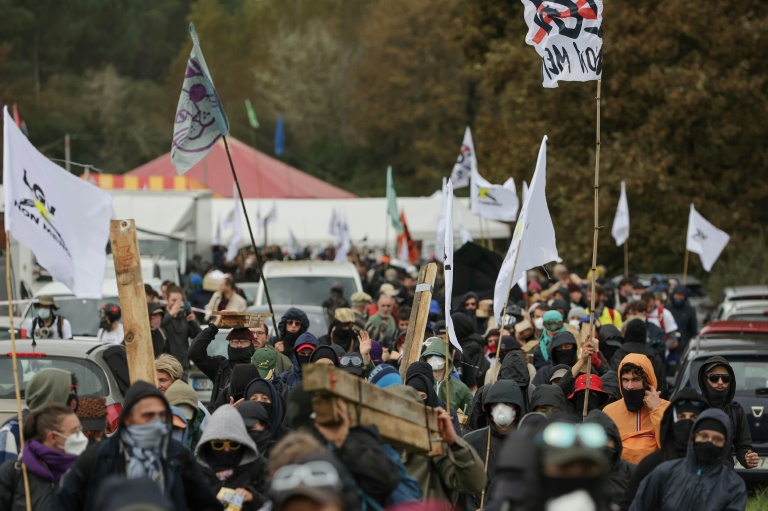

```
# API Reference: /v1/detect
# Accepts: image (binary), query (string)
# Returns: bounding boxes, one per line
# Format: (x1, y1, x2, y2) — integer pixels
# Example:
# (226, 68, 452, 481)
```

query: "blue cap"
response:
(429, 299, 440, 315)
(368, 364, 402, 388)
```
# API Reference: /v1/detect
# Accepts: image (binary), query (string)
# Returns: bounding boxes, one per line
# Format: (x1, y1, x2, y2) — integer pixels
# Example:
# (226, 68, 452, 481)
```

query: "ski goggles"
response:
(210, 440, 241, 451)
(707, 374, 732, 384)
(272, 461, 342, 493)
(538, 422, 608, 449)
(543, 320, 564, 331)
(340, 354, 364, 368)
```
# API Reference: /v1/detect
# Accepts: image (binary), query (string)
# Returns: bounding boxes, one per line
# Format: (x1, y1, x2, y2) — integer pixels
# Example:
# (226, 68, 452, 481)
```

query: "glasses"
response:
(272, 461, 342, 493)
(707, 374, 732, 384)
(210, 440, 241, 451)
(694, 431, 726, 447)
(543, 320, 563, 331)
(286, 320, 302, 326)
(252, 331, 267, 337)
(229, 339, 252, 347)
(538, 422, 608, 449)
(340, 354, 363, 368)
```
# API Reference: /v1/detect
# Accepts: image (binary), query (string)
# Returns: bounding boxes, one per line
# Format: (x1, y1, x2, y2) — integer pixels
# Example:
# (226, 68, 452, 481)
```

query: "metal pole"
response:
(64, 133, 71, 173)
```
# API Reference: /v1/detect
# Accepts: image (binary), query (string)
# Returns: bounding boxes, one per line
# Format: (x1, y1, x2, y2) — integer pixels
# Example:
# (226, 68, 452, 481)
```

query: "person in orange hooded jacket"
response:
(603, 353, 670, 464)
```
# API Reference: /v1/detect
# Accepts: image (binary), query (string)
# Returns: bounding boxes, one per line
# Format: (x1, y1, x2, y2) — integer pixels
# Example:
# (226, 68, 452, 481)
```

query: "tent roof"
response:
(127, 137, 356, 199)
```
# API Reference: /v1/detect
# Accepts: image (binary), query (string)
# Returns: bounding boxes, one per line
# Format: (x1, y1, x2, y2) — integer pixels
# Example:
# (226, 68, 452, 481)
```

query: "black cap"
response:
(694, 418, 727, 437)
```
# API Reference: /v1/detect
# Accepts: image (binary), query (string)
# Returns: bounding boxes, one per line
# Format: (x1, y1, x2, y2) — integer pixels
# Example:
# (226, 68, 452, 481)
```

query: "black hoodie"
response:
(530, 384, 567, 414)
(451, 312, 489, 389)
(666, 285, 698, 347)
(584, 410, 636, 509)
(696, 355, 753, 468)
(276, 307, 310, 352)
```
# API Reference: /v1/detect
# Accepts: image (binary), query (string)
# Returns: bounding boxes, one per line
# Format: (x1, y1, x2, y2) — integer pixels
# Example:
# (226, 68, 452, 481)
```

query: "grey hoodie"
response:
(195, 404, 258, 470)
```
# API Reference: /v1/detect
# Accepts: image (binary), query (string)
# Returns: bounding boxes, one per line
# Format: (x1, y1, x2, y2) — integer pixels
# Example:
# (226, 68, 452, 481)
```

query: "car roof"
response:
(262, 260, 358, 278)
(700, 321, 768, 336)
(687, 346, 768, 360)
(0, 339, 113, 356)
(611, 273, 702, 286)
(726, 301, 768, 312)
(722, 285, 768, 299)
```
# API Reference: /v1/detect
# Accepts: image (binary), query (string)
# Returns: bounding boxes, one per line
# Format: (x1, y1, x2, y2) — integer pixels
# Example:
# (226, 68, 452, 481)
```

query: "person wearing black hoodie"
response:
(584, 410, 636, 510)
(243, 377, 290, 450)
(621, 389, 708, 510)
(55, 381, 220, 511)
(275, 307, 310, 353)
(666, 285, 698, 352)
(532, 331, 592, 386)
(697, 356, 758, 469)
(278, 332, 319, 388)
(529, 384, 567, 417)
(213, 363, 261, 409)
(608, 319, 666, 395)
(188, 317, 257, 409)
(451, 312, 489, 392)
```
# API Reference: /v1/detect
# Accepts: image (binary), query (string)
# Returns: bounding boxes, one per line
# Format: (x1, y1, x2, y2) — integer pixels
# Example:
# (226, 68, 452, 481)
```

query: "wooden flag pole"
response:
(683, 250, 689, 287)
(444, 339, 451, 414)
(5, 235, 32, 511)
(624, 240, 629, 278)
(223, 136, 280, 342)
(110, 220, 157, 385)
(478, 424, 493, 510)
(583, 80, 602, 420)
(493, 241, 522, 382)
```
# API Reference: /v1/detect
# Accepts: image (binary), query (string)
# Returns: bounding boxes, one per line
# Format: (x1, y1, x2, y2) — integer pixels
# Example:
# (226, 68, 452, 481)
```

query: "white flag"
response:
(450, 127, 475, 189)
(458, 211, 473, 245)
(288, 229, 302, 257)
(522, 0, 603, 88)
(522, 180, 529, 205)
(334, 210, 351, 263)
(611, 180, 630, 247)
(443, 180, 462, 353)
(262, 201, 277, 227)
(226, 184, 241, 262)
(328, 209, 338, 237)
(686, 204, 729, 272)
(398, 237, 409, 264)
(470, 166, 520, 222)
(3, 107, 112, 298)
(434, 178, 448, 263)
(494, 135, 559, 321)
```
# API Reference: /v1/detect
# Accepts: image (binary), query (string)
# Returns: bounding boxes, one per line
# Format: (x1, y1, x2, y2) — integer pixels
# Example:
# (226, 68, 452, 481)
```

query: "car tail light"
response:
(105, 403, 123, 435)
(6, 352, 45, 358)
(19, 329, 28, 339)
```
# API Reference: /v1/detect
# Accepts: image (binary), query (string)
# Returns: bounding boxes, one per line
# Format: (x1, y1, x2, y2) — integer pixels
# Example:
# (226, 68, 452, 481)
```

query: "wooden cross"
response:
(398, 262, 438, 380)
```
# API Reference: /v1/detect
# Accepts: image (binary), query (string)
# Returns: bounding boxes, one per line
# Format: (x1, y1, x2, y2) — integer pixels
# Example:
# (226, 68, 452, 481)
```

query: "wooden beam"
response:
(399, 262, 438, 380)
(304, 364, 443, 455)
(110, 219, 156, 385)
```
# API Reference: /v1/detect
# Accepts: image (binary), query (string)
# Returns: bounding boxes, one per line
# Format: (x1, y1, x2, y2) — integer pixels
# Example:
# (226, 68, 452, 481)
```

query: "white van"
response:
(255, 261, 363, 308)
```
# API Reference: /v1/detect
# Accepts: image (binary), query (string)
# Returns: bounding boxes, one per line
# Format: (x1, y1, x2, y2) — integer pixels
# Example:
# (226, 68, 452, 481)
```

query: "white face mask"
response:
(534, 318, 545, 331)
(55, 430, 89, 456)
(569, 319, 581, 327)
(38, 308, 52, 320)
(491, 403, 516, 427)
(426, 355, 446, 371)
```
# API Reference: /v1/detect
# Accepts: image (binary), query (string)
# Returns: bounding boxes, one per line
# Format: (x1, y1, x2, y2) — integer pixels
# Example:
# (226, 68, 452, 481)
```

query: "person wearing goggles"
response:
(697, 356, 759, 469)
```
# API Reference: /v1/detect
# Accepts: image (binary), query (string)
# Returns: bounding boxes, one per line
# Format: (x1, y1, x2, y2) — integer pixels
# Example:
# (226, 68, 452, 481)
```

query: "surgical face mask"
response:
(534, 318, 544, 331)
(54, 430, 89, 456)
(569, 319, 581, 327)
(491, 403, 516, 428)
(38, 308, 51, 320)
(426, 355, 446, 371)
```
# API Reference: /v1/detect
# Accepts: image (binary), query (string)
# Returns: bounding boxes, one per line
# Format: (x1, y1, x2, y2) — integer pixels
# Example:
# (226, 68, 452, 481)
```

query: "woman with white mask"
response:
(0, 402, 86, 510)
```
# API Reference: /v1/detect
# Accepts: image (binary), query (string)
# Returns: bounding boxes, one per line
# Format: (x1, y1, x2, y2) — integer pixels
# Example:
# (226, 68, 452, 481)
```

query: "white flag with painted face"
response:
(3, 107, 112, 298)
(611, 180, 629, 246)
(494, 136, 559, 322)
(434, 178, 448, 263)
(443, 180, 462, 353)
(450, 127, 475, 189)
(470, 168, 520, 222)
(686, 204, 729, 272)
(522, 0, 603, 88)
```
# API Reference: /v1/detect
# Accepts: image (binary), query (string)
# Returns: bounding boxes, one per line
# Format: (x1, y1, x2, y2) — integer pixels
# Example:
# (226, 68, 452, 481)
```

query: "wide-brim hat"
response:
(35, 295, 59, 309)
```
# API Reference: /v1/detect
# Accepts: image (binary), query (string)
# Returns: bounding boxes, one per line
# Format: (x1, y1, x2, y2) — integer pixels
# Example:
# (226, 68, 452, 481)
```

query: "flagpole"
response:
(444, 340, 451, 415)
(222, 136, 281, 343)
(683, 249, 689, 287)
(624, 240, 629, 278)
(493, 241, 522, 382)
(5, 235, 32, 511)
(584, 79, 602, 420)
(479, 424, 492, 510)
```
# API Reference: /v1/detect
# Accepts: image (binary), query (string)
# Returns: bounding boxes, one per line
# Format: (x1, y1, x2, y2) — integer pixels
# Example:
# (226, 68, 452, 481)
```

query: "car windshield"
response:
(691, 355, 768, 397)
(727, 314, 768, 322)
(23, 297, 120, 337)
(0, 356, 108, 399)
(264, 277, 357, 307)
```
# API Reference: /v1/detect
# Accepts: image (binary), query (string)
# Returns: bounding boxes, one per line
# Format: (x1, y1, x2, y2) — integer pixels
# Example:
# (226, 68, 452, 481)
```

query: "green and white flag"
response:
(386, 166, 404, 234)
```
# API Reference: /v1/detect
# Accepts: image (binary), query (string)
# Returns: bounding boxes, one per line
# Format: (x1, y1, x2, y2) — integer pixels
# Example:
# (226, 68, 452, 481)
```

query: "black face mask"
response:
(248, 429, 271, 454)
(553, 347, 577, 366)
(571, 392, 603, 414)
(542, 475, 602, 503)
(296, 354, 311, 366)
(673, 420, 694, 456)
(464, 308, 476, 318)
(623, 388, 647, 412)
(227, 345, 255, 365)
(706, 384, 730, 408)
(334, 328, 353, 343)
(208, 448, 245, 472)
(99, 319, 111, 330)
(260, 402, 273, 418)
(283, 330, 301, 351)
(693, 441, 723, 465)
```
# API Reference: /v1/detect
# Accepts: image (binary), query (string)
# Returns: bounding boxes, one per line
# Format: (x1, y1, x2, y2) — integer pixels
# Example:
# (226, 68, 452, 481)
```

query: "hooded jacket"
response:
(666, 285, 698, 347)
(609, 320, 666, 394)
(629, 409, 747, 511)
(194, 405, 268, 511)
(420, 338, 474, 415)
(696, 355, 752, 468)
(276, 308, 310, 352)
(242, 377, 288, 452)
(464, 380, 524, 508)
(602, 353, 670, 464)
(532, 331, 602, 386)
(498, 350, 534, 414)
(386, 385, 486, 508)
(451, 313, 489, 389)
(55, 381, 220, 511)
(165, 379, 204, 450)
(278, 332, 319, 388)
(621, 388, 707, 510)
(598, 324, 623, 362)
(530, 384, 567, 414)
(584, 410, 636, 509)
(188, 324, 236, 410)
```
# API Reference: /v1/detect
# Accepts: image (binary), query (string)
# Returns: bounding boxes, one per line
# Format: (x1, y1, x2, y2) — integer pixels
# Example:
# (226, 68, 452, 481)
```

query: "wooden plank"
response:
(216, 311, 273, 329)
(399, 263, 438, 380)
(110, 220, 156, 385)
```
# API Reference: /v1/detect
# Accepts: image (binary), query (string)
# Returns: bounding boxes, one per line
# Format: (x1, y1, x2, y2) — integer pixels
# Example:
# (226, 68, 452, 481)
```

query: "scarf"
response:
(22, 439, 77, 483)
(539, 311, 564, 362)
(121, 422, 167, 489)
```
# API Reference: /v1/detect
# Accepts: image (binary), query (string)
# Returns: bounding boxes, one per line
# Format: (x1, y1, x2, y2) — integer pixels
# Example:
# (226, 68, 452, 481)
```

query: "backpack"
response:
(381, 444, 423, 505)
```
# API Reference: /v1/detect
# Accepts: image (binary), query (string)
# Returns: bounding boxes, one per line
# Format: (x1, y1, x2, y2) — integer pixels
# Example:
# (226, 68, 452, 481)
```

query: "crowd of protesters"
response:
(0, 247, 757, 511)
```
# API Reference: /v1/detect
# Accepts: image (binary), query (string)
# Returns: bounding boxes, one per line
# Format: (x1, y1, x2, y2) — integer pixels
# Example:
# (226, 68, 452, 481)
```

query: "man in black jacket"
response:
(55, 381, 220, 511)
(666, 285, 698, 352)
(162, 285, 202, 373)
(451, 312, 489, 392)
(584, 410, 635, 510)
(188, 317, 255, 410)
(274, 307, 310, 354)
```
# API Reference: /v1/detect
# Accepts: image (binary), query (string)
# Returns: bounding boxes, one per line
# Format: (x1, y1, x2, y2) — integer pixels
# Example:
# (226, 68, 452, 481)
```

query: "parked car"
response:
(612, 273, 713, 325)
(672, 330, 768, 481)
(0, 339, 129, 429)
(254, 261, 363, 308)
(721, 302, 768, 323)
(237, 282, 259, 306)
(712, 286, 768, 321)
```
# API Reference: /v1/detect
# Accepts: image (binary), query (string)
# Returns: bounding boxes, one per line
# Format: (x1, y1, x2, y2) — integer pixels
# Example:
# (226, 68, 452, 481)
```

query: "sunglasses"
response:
(543, 320, 563, 331)
(538, 422, 608, 449)
(210, 440, 241, 451)
(286, 320, 302, 326)
(340, 354, 363, 368)
(707, 374, 732, 384)
(228, 339, 252, 347)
